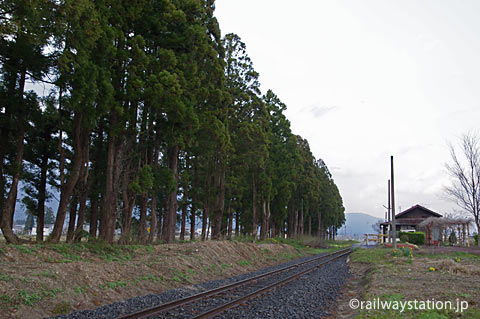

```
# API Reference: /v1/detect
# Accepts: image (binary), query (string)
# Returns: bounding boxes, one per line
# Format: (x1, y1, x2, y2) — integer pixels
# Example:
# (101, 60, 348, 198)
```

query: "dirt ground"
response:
(0, 240, 302, 318)
(334, 247, 480, 318)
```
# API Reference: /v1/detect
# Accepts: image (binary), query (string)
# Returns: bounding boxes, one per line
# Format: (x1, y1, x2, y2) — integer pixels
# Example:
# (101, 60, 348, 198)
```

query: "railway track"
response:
(117, 247, 352, 319)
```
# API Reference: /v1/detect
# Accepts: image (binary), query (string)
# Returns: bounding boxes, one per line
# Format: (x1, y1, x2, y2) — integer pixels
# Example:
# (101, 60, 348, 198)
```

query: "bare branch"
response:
(445, 133, 480, 240)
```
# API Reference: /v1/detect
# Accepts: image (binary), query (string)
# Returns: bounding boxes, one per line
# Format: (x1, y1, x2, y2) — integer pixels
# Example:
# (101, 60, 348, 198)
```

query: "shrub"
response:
(398, 232, 425, 245)
(449, 232, 457, 244)
(474, 233, 478, 246)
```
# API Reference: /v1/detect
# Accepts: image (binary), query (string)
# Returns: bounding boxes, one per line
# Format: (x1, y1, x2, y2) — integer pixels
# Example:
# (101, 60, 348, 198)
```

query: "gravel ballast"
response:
(51, 252, 350, 319)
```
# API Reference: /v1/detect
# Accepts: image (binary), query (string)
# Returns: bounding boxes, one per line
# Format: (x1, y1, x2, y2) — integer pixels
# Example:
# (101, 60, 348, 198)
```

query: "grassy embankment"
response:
(0, 237, 354, 318)
(349, 247, 480, 318)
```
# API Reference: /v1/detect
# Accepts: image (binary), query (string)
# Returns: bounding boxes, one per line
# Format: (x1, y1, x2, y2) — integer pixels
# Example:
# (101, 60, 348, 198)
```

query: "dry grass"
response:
(0, 241, 302, 319)
(431, 259, 480, 276)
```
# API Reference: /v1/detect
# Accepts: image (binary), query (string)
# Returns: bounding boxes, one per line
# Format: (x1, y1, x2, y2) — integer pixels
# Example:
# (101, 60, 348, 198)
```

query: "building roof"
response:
(395, 204, 442, 219)
(379, 204, 442, 226)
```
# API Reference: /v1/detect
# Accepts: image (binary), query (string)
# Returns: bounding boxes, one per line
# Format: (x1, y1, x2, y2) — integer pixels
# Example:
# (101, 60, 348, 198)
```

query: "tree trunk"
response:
(73, 147, 90, 243)
(180, 201, 187, 241)
(190, 201, 196, 241)
(308, 215, 312, 236)
(211, 157, 225, 240)
(293, 208, 298, 238)
(148, 195, 157, 244)
(89, 194, 99, 240)
(36, 149, 49, 242)
(157, 201, 167, 242)
(49, 112, 86, 242)
(317, 210, 322, 237)
(190, 159, 198, 241)
(252, 175, 257, 239)
(162, 144, 179, 243)
(103, 136, 123, 243)
(119, 164, 136, 244)
(138, 192, 148, 243)
(66, 195, 78, 242)
(99, 112, 117, 242)
(260, 196, 267, 240)
(0, 120, 24, 243)
(298, 205, 304, 237)
(227, 206, 233, 240)
(287, 204, 294, 239)
(235, 211, 240, 237)
(201, 168, 211, 241)
(201, 207, 208, 241)
(0, 102, 10, 216)
(148, 138, 161, 244)
(0, 67, 27, 244)
(205, 218, 212, 240)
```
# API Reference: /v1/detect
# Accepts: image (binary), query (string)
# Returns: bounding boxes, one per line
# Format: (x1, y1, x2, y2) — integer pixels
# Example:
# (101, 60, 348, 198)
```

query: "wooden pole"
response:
(391, 156, 397, 249)
(467, 223, 470, 247)
(388, 179, 391, 243)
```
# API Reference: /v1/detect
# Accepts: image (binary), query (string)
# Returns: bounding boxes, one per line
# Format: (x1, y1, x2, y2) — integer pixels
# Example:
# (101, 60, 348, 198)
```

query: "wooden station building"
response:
(380, 204, 442, 242)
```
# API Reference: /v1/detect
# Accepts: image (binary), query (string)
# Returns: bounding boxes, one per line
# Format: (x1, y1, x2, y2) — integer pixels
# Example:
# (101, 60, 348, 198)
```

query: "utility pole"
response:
(391, 156, 396, 249)
(388, 179, 391, 243)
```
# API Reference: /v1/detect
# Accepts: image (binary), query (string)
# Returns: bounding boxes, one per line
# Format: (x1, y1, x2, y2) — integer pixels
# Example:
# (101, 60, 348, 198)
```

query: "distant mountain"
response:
(337, 212, 384, 237)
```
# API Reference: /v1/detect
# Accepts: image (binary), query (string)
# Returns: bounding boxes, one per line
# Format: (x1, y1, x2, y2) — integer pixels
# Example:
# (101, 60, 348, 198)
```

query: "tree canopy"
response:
(0, 0, 345, 244)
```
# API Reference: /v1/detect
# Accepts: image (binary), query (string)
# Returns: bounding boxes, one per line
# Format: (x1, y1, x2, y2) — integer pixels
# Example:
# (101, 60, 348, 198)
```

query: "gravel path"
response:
(51, 252, 350, 319)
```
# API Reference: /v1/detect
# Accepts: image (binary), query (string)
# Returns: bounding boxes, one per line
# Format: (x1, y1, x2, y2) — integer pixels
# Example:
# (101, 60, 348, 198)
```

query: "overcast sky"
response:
(215, 0, 480, 219)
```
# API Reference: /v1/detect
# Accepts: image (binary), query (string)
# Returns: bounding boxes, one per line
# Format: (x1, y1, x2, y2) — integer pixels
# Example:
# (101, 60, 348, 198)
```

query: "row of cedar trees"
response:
(0, 0, 345, 245)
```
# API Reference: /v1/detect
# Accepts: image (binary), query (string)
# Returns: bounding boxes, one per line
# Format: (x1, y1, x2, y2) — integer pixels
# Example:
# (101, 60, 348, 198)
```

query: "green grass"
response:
(238, 259, 251, 266)
(254, 237, 358, 256)
(41, 288, 63, 298)
(9, 244, 37, 255)
(35, 241, 159, 263)
(221, 263, 233, 269)
(0, 274, 14, 281)
(18, 290, 41, 306)
(169, 269, 194, 283)
(350, 248, 393, 265)
(0, 294, 12, 304)
(100, 281, 127, 290)
(73, 286, 87, 294)
(419, 251, 480, 261)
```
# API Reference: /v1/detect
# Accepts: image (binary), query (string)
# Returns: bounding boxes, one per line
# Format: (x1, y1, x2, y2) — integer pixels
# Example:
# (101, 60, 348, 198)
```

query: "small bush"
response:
(392, 249, 402, 257)
(474, 233, 478, 246)
(398, 232, 425, 245)
(449, 232, 457, 244)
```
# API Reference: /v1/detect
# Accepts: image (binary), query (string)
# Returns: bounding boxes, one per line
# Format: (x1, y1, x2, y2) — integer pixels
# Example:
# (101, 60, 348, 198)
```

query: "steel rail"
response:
(116, 248, 351, 319)
(192, 250, 352, 319)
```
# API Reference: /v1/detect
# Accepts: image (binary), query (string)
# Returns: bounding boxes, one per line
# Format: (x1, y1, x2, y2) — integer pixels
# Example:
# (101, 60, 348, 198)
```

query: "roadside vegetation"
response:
(345, 248, 480, 318)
